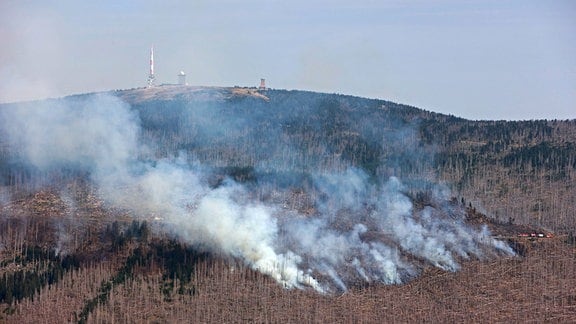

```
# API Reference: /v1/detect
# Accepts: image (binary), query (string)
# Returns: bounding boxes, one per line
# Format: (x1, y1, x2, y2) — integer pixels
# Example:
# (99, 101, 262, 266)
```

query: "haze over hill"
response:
(113, 85, 576, 231)
(0, 85, 575, 321)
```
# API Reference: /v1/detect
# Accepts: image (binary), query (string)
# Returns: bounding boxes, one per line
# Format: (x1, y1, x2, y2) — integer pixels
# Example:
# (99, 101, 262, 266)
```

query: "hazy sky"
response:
(1, 1, 574, 120)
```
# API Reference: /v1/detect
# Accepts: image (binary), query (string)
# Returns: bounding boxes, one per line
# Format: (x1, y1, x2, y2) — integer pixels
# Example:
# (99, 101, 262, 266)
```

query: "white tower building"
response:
(178, 71, 187, 85)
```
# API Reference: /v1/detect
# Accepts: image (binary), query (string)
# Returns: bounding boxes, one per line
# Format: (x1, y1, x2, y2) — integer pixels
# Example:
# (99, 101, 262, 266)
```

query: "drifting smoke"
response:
(0, 94, 514, 293)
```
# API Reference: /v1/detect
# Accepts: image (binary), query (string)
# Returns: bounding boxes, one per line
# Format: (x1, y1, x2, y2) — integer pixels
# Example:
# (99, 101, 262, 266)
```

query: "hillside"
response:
(0, 85, 575, 322)
(114, 85, 576, 231)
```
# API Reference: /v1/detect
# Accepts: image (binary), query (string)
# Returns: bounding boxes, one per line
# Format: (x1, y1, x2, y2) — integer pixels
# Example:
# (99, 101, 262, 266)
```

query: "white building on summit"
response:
(178, 71, 187, 85)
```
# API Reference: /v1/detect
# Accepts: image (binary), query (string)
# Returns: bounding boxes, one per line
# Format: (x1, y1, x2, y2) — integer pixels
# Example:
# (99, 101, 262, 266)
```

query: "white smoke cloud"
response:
(0, 94, 139, 172)
(0, 94, 515, 293)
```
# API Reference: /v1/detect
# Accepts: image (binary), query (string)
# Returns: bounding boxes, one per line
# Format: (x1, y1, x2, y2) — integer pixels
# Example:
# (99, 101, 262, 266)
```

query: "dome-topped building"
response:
(178, 71, 187, 86)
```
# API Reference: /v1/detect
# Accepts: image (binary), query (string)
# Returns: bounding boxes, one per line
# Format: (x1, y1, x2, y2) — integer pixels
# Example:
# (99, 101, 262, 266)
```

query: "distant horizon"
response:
(1, 1, 574, 120)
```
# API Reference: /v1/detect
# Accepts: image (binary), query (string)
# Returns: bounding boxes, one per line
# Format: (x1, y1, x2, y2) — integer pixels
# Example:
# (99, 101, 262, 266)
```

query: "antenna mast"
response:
(147, 46, 156, 87)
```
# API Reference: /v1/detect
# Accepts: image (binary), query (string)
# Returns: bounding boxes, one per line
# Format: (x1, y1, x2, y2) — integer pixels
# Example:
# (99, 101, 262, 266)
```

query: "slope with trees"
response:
(0, 86, 574, 321)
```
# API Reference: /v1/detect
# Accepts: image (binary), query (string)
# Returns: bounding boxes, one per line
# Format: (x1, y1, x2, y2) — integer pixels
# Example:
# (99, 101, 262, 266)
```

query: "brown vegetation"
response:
(1, 189, 574, 323)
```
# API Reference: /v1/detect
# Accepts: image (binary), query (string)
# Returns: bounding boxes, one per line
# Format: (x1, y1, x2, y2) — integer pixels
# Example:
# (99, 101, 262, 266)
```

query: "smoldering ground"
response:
(0, 92, 515, 293)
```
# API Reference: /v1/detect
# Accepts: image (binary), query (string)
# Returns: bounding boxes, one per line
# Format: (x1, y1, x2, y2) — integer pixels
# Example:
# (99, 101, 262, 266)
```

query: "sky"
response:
(1, 0, 574, 120)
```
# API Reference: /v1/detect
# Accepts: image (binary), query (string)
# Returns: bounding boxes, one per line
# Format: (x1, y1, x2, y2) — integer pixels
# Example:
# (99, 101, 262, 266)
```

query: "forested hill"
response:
(2, 85, 576, 232)
(113, 85, 576, 232)
(1, 85, 575, 322)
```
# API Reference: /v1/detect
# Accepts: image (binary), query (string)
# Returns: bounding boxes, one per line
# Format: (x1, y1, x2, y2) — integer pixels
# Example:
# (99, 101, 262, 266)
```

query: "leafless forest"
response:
(1, 86, 575, 322)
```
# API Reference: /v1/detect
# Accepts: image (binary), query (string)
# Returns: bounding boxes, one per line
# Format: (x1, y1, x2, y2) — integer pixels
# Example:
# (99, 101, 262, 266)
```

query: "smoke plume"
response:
(0, 93, 514, 293)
